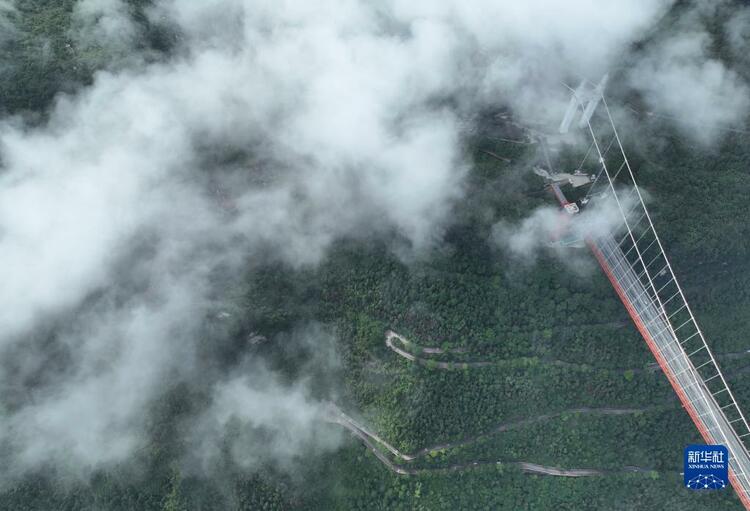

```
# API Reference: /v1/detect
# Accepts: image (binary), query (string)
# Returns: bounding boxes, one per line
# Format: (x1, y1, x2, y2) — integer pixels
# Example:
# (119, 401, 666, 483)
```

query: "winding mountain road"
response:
(386, 330, 750, 375)
(330, 330, 750, 478)
(385, 330, 492, 369)
(327, 403, 656, 477)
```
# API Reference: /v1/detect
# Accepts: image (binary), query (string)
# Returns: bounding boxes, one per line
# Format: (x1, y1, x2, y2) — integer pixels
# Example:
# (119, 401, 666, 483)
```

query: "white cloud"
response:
(630, 14, 750, 144)
(492, 189, 639, 266)
(0, 0, 693, 483)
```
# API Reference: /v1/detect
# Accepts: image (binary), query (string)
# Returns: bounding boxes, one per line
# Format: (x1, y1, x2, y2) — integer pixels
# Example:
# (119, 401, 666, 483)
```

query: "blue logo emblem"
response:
(684, 445, 728, 490)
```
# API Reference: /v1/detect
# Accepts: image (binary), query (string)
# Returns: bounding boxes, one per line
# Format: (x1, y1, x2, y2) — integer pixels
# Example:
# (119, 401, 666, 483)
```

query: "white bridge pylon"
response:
(555, 80, 750, 509)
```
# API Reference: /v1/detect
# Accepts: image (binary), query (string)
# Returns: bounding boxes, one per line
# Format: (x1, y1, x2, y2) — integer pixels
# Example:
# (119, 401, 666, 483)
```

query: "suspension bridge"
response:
(548, 80, 750, 509)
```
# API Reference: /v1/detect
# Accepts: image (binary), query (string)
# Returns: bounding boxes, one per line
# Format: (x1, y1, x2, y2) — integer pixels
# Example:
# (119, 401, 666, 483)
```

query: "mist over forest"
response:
(1, 1, 750, 509)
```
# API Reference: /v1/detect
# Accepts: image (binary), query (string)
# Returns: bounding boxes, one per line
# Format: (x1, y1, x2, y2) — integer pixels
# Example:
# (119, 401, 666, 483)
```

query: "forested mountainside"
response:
(1, 1, 750, 510)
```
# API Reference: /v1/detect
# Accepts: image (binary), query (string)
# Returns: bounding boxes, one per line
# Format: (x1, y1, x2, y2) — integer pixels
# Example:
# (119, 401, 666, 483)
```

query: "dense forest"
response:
(2, 1, 750, 510)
